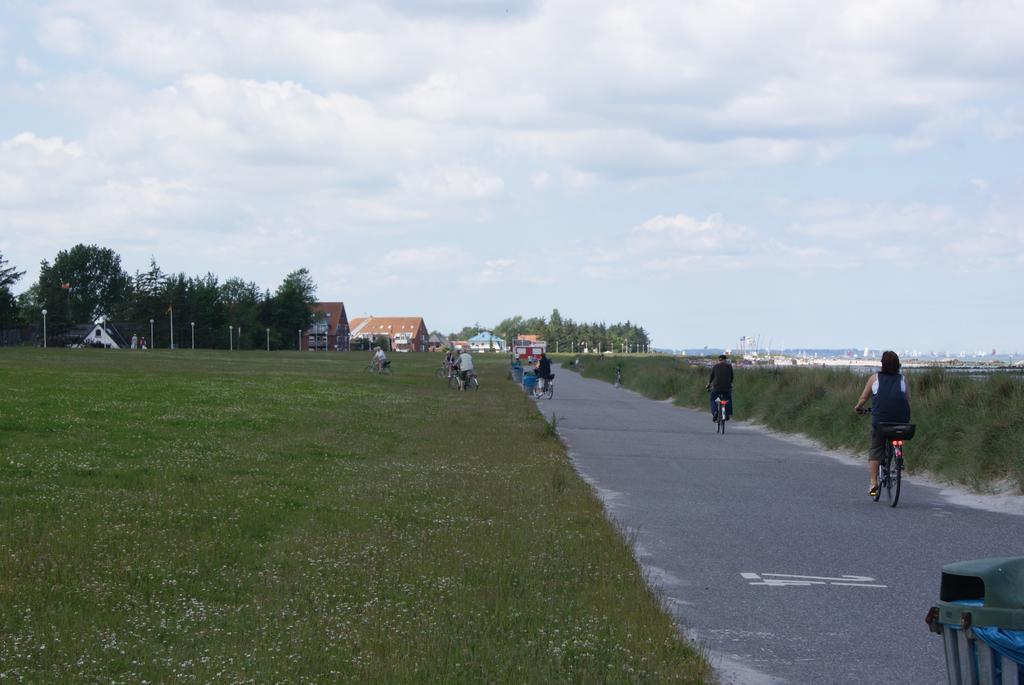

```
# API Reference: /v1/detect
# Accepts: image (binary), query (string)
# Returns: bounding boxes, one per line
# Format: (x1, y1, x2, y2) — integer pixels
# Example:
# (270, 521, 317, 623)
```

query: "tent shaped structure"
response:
(74, 320, 129, 349)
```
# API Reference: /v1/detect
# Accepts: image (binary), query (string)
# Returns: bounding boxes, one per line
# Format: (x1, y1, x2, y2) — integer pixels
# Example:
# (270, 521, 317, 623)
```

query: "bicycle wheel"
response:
(883, 445, 895, 504)
(435, 367, 447, 379)
(449, 374, 461, 390)
(468, 376, 479, 390)
(890, 455, 902, 507)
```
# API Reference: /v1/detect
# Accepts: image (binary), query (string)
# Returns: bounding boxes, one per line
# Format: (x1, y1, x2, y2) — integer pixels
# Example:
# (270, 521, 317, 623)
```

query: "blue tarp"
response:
(944, 600, 1024, 667)
(974, 627, 1024, 667)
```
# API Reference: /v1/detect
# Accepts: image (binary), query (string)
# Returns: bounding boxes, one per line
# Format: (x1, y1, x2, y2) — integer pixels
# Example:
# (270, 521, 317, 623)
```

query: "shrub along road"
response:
(535, 364, 1021, 685)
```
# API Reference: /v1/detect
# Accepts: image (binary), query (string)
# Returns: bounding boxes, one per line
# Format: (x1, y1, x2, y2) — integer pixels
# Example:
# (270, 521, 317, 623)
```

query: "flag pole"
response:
(169, 304, 174, 350)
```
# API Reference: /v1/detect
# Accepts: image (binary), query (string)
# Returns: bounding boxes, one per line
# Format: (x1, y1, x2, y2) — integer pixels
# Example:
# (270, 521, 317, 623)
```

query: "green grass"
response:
(563, 354, 1024, 493)
(0, 349, 710, 683)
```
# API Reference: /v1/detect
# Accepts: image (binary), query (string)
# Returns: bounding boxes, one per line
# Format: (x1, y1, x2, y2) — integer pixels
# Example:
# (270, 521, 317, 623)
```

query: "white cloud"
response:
(560, 168, 596, 191)
(633, 213, 752, 252)
(35, 12, 92, 55)
(785, 202, 954, 238)
(397, 165, 504, 199)
(383, 247, 471, 270)
(1, 132, 83, 161)
(476, 258, 516, 283)
(530, 171, 551, 190)
(15, 56, 43, 76)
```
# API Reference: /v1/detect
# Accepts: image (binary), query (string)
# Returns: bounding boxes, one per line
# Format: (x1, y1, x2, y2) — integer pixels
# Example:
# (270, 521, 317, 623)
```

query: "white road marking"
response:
(741, 572, 887, 588)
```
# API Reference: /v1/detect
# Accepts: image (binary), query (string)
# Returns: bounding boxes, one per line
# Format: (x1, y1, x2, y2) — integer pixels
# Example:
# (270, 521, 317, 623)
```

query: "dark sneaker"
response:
(712, 415, 719, 422)
(868, 486, 879, 498)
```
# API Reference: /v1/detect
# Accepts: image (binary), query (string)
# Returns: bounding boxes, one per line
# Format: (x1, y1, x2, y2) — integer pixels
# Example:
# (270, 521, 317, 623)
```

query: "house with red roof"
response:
(349, 315, 429, 352)
(302, 302, 350, 351)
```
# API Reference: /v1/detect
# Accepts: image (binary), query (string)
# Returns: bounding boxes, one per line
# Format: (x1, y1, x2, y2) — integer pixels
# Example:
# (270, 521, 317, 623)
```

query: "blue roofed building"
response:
(467, 330, 506, 353)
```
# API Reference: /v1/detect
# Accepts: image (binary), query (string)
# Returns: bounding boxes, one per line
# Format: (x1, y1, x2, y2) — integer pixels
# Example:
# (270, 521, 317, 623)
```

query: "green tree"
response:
(271, 268, 317, 350)
(0, 252, 25, 336)
(185, 273, 224, 348)
(221, 277, 262, 350)
(32, 245, 130, 335)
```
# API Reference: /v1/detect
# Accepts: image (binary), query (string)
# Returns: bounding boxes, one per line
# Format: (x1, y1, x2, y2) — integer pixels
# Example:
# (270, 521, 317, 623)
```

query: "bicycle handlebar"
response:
(855, 407, 872, 415)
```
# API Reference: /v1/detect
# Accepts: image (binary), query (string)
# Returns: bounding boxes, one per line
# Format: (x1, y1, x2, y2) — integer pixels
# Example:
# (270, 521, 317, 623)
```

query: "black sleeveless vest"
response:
(873, 373, 910, 425)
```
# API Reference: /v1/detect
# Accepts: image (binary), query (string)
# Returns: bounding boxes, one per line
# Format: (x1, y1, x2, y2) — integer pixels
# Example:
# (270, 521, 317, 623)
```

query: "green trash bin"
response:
(926, 557, 1024, 684)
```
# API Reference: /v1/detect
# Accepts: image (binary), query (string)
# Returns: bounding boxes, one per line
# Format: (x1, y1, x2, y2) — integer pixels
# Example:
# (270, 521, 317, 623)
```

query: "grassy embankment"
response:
(0, 349, 711, 683)
(562, 354, 1024, 492)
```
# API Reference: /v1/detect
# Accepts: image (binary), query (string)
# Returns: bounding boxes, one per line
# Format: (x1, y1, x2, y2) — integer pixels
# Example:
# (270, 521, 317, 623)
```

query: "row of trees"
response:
(449, 309, 651, 353)
(1, 246, 317, 349)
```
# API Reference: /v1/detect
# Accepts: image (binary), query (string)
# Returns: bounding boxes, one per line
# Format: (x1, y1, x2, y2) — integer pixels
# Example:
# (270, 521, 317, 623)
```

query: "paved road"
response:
(534, 366, 1023, 684)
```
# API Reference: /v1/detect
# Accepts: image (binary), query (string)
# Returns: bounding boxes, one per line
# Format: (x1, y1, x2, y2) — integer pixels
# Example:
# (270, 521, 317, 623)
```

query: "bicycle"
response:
(533, 373, 554, 399)
(714, 398, 729, 434)
(450, 370, 479, 391)
(436, 363, 453, 379)
(614, 367, 622, 388)
(857, 408, 915, 507)
(367, 360, 393, 375)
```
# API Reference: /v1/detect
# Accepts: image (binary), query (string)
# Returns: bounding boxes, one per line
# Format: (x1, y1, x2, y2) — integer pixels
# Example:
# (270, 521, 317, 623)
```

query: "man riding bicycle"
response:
(705, 354, 733, 422)
(535, 352, 553, 390)
(372, 346, 389, 373)
(454, 348, 474, 390)
(854, 350, 911, 498)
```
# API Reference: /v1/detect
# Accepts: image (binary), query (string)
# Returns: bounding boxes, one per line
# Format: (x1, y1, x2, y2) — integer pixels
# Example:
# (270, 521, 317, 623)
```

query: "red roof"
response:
(349, 316, 426, 337)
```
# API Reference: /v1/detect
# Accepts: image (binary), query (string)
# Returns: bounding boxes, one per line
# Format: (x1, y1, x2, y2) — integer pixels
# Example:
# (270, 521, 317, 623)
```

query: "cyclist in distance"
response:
(705, 354, 733, 422)
(454, 347, 475, 390)
(854, 350, 911, 498)
(373, 345, 388, 373)
(536, 352, 553, 388)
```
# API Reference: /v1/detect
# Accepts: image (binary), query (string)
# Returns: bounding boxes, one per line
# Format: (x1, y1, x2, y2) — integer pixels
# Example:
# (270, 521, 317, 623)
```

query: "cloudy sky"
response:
(1, 0, 1022, 353)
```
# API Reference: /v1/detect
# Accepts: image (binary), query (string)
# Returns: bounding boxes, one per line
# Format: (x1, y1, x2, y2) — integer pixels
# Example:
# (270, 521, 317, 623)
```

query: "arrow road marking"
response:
(741, 572, 887, 588)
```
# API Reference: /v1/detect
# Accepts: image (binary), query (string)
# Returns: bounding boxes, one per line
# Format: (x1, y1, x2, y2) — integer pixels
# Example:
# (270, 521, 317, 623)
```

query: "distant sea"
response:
(673, 348, 1021, 364)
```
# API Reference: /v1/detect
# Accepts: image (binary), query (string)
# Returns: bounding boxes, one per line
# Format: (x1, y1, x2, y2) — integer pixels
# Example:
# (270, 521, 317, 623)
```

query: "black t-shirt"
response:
(537, 357, 552, 378)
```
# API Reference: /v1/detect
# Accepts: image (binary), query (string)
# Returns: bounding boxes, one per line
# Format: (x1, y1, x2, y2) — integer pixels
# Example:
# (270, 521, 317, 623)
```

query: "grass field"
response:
(567, 354, 1024, 493)
(0, 349, 710, 683)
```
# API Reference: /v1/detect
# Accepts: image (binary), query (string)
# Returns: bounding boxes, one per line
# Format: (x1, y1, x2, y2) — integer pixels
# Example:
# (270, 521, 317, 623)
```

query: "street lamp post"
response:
(229, 325, 234, 351)
(149, 319, 154, 349)
(41, 309, 47, 348)
(266, 328, 270, 352)
(238, 326, 242, 350)
(190, 321, 195, 349)
(298, 329, 302, 351)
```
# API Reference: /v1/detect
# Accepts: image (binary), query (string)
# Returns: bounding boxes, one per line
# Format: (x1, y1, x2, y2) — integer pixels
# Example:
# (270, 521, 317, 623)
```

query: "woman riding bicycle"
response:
(854, 350, 911, 498)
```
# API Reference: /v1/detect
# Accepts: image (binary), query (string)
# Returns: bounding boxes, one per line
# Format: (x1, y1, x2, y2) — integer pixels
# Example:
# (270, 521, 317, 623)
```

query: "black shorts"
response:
(869, 426, 888, 461)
